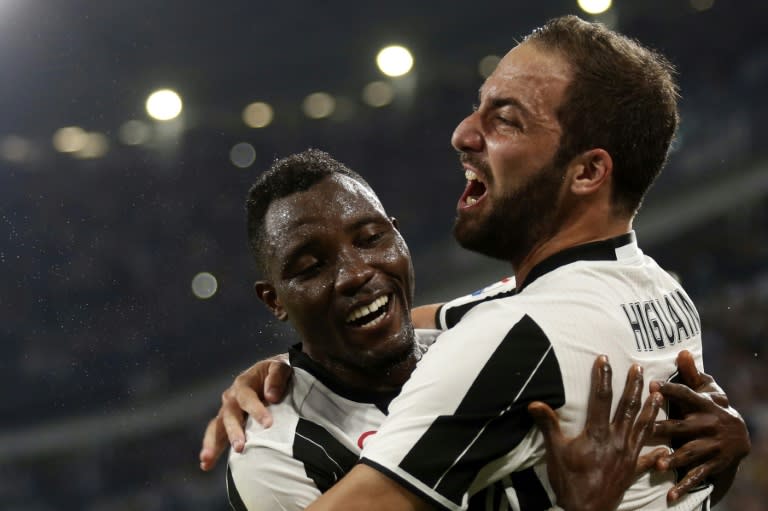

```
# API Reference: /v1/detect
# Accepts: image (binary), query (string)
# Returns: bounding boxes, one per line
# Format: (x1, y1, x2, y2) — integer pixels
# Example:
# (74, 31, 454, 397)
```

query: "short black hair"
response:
(246, 148, 373, 276)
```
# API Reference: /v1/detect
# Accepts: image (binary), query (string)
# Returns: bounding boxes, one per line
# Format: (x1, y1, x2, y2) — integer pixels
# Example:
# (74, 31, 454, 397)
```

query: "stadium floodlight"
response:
(376, 45, 414, 77)
(191, 272, 218, 299)
(146, 89, 183, 121)
(577, 0, 612, 15)
(302, 92, 336, 119)
(242, 102, 274, 128)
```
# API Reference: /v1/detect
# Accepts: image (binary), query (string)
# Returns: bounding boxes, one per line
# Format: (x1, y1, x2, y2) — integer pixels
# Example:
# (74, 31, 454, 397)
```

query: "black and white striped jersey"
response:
(226, 331, 441, 511)
(361, 232, 712, 511)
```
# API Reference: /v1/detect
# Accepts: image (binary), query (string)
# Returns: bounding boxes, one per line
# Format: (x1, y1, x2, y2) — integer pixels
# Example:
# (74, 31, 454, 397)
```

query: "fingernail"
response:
(669, 490, 678, 502)
(233, 439, 244, 452)
(260, 416, 273, 428)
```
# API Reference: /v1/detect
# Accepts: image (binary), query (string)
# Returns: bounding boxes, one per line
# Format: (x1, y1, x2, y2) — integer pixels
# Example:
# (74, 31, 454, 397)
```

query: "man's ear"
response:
(390, 216, 400, 231)
(568, 148, 613, 196)
(254, 281, 288, 321)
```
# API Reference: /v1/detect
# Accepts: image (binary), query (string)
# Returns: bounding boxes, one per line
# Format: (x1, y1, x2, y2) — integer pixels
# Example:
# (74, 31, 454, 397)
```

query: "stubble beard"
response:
(453, 160, 566, 265)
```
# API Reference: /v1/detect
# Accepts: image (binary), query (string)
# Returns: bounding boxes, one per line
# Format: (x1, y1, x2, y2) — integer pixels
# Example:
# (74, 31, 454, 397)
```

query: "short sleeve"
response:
(361, 302, 565, 510)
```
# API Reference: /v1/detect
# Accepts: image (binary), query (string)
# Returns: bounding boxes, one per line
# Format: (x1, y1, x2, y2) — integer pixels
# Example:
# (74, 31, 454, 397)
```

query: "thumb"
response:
(528, 401, 561, 444)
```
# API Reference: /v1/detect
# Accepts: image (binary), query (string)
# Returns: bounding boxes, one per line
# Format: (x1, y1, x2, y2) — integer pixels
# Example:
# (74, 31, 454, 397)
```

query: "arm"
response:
(411, 303, 443, 329)
(199, 353, 293, 471)
(308, 355, 667, 511)
(650, 350, 750, 504)
(528, 356, 665, 511)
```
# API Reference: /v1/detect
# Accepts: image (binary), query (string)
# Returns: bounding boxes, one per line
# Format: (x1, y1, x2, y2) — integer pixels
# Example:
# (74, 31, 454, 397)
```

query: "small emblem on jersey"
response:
(471, 276, 513, 296)
(357, 430, 377, 449)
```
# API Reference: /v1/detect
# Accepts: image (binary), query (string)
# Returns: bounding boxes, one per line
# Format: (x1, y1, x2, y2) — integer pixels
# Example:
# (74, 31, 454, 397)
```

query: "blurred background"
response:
(0, 0, 765, 509)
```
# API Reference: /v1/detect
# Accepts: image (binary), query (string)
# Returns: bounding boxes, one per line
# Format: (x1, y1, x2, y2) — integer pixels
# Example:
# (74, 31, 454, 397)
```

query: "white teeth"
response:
(466, 196, 478, 205)
(465, 169, 478, 181)
(346, 295, 390, 323)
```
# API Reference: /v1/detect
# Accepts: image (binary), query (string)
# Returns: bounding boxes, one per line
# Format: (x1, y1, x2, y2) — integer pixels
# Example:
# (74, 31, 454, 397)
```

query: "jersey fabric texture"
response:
(226, 330, 441, 511)
(360, 232, 712, 511)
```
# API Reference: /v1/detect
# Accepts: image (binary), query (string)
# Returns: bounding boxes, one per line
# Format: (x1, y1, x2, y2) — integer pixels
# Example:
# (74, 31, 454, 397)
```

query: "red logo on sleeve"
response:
(357, 430, 377, 449)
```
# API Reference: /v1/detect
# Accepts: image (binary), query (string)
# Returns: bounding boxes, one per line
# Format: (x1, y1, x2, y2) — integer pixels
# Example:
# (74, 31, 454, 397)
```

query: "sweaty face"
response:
(261, 175, 416, 376)
(451, 43, 571, 264)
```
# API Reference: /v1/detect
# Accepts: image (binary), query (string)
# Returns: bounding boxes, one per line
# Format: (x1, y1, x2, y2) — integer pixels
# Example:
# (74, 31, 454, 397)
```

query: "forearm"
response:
(411, 303, 443, 329)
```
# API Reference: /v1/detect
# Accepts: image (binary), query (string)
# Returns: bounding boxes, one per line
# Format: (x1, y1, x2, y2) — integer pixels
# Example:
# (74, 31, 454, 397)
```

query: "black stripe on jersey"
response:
(509, 467, 551, 509)
(398, 315, 565, 506)
(468, 478, 505, 511)
(292, 418, 358, 493)
(440, 288, 518, 329)
(226, 466, 248, 511)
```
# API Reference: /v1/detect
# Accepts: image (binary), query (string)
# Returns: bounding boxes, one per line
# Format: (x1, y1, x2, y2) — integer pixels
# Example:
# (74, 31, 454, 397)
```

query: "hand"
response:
(198, 353, 292, 471)
(528, 356, 665, 511)
(650, 350, 750, 503)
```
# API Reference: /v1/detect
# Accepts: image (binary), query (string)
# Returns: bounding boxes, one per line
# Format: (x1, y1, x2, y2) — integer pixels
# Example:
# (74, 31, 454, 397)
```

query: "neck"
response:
(307, 339, 422, 394)
(512, 209, 633, 289)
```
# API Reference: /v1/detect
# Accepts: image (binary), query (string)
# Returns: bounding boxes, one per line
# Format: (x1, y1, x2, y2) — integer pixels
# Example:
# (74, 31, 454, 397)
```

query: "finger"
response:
(221, 401, 247, 452)
(264, 360, 292, 403)
(675, 350, 703, 388)
(528, 401, 563, 451)
(629, 392, 663, 457)
(660, 439, 716, 472)
(657, 381, 711, 411)
(613, 364, 644, 438)
(636, 447, 669, 475)
(652, 411, 717, 439)
(235, 386, 274, 428)
(585, 355, 612, 439)
(199, 416, 228, 471)
(668, 461, 716, 502)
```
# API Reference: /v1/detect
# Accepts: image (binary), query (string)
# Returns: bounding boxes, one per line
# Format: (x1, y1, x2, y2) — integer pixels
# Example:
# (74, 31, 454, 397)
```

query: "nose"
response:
(451, 112, 484, 153)
(334, 248, 375, 296)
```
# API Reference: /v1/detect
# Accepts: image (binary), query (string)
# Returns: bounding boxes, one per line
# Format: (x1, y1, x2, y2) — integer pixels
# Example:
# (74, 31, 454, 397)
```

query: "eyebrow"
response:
(279, 215, 389, 267)
(477, 88, 532, 119)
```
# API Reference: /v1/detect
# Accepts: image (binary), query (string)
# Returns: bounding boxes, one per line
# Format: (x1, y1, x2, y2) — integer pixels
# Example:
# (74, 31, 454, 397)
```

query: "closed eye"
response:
(293, 261, 323, 279)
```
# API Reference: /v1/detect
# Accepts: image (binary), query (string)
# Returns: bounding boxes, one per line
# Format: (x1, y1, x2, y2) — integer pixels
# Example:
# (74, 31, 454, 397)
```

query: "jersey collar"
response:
(520, 231, 639, 291)
(289, 345, 401, 413)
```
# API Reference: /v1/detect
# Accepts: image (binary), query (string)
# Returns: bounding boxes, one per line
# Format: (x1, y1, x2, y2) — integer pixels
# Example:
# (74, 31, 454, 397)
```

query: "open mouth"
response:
(345, 294, 391, 328)
(459, 169, 487, 208)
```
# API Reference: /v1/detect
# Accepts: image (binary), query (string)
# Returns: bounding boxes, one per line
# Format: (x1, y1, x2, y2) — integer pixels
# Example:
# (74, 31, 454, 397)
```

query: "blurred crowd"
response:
(1, 31, 767, 511)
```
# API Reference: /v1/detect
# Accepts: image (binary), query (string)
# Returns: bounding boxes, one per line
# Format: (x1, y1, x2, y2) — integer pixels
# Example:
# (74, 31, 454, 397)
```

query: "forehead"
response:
(263, 174, 387, 240)
(481, 42, 571, 119)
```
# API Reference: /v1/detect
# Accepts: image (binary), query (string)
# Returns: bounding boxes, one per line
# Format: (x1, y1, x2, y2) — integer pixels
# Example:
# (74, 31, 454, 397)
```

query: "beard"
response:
(453, 158, 566, 264)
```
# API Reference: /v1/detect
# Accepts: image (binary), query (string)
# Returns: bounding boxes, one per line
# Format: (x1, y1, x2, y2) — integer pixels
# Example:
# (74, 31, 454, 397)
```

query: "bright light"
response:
(230, 142, 256, 168)
(191, 272, 218, 299)
(0, 135, 31, 162)
(53, 126, 88, 153)
(243, 102, 274, 128)
(72, 132, 109, 159)
(376, 45, 414, 77)
(577, 0, 612, 15)
(478, 55, 501, 78)
(302, 92, 335, 119)
(119, 120, 151, 145)
(690, 0, 714, 11)
(362, 81, 394, 107)
(146, 89, 183, 121)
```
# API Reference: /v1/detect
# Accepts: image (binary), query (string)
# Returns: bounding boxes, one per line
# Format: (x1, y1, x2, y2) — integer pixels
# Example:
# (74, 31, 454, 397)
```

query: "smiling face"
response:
(451, 42, 572, 264)
(256, 174, 416, 385)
